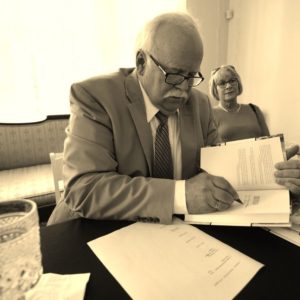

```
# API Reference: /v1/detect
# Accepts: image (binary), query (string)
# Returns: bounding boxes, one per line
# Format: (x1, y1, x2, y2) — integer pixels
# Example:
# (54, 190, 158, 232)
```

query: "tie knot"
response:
(156, 112, 168, 124)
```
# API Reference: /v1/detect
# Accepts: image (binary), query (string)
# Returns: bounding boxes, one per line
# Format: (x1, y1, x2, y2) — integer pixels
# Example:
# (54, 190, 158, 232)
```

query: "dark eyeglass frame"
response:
(149, 54, 204, 87)
(216, 78, 238, 89)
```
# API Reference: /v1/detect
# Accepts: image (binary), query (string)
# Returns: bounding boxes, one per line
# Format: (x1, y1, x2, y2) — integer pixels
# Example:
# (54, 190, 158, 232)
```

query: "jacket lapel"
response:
(125, 70, 153, 174)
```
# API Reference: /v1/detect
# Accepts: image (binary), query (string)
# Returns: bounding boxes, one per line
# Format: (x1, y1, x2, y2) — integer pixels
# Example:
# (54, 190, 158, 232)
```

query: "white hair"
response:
(135, 12, 201, 54)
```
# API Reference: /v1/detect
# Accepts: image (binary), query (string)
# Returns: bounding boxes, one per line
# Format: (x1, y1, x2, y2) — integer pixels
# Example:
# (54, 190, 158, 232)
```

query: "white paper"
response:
(185, 189, 290, 226)
(25, 273, 90, 300)
(265, 224, 300, 247)
(201, 136, 285, 191)
(88, 220, 263, 300)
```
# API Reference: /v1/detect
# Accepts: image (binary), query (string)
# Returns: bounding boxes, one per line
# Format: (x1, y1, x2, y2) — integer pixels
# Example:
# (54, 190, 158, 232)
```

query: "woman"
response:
(209, 65, 270, 142)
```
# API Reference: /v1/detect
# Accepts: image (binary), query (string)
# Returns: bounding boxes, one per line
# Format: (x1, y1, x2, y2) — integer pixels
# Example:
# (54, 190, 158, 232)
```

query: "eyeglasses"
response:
(149, 54, 204, 87)
(216, 78, 238, 89)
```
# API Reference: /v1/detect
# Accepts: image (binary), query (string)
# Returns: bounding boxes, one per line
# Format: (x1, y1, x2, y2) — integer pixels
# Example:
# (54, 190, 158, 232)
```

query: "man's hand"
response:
(185, 172, 239, 214)
(286, 144, 299, 160)
(275, 144, 300, 195)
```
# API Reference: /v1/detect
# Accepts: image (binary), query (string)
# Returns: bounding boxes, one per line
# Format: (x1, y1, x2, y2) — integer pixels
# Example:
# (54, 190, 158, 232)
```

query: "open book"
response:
(185, 135, 291, 226)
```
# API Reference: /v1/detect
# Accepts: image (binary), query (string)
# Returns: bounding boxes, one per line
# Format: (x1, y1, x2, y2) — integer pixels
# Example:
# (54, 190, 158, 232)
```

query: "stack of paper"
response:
(88, 220, 263, 300)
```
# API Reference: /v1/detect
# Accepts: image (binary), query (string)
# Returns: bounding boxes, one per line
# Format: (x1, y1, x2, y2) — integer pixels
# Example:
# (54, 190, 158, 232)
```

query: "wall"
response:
(227, 0, 300, 144)
(188, 0, 300, 144)
(187, 0, 229, 100)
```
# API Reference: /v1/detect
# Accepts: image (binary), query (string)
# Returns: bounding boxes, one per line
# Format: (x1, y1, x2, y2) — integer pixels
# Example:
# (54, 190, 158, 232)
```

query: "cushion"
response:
(0, 118, 68, 170)
(0, 164, 56, 206)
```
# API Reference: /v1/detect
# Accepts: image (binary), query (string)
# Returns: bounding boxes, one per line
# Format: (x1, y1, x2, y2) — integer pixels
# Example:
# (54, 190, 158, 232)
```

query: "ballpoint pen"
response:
(235, 198, 243, 204)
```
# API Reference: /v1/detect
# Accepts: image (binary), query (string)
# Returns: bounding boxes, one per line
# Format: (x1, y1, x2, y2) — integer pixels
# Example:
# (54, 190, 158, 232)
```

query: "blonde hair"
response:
(209, 65, 243, 100)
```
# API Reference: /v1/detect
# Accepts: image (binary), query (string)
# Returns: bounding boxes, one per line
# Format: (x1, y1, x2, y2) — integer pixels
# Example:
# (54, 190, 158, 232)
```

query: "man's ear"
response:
(136, 50, 146, 75)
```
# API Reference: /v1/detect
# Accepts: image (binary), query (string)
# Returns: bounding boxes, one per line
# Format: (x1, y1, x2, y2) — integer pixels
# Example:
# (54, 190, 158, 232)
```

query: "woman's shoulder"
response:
(246, 102, 262, 109)
(239, 103, 261, 112)
(245, 103, 264, 114)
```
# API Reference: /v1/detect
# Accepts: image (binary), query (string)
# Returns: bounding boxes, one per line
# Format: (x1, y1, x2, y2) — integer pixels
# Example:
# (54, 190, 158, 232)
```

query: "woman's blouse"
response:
(212, 103, 270, 142)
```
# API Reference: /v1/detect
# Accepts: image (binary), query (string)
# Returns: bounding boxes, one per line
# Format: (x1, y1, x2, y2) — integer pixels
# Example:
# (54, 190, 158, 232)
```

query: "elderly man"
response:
(48, 12, 300, 225)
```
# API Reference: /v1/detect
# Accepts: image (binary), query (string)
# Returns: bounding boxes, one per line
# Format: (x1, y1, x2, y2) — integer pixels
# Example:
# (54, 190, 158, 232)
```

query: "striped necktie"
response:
(153, 112, 173, 179)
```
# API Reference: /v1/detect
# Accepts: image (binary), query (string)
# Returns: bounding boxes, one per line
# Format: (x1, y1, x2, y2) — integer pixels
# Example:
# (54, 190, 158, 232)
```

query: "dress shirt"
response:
(139, 81, 188, 214)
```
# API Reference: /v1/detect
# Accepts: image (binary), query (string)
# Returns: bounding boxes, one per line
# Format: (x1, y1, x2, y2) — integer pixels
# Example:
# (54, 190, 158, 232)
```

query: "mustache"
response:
(164, 91, 188, 99)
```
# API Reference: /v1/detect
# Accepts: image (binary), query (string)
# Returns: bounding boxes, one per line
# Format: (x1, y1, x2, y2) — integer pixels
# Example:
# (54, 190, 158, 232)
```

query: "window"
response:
(0, 0, 186, 123)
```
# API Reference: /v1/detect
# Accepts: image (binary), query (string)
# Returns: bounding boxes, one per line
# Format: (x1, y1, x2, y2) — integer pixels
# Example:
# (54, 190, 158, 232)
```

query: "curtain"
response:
(0, 0, 186, 123)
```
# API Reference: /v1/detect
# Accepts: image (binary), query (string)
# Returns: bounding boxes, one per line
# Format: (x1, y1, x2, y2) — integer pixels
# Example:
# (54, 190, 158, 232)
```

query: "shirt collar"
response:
(138, 80, 158, 123)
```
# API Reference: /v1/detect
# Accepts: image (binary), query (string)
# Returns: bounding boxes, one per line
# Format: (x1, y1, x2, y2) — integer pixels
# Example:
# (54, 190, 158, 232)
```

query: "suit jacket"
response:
(48, 69, 219, 225)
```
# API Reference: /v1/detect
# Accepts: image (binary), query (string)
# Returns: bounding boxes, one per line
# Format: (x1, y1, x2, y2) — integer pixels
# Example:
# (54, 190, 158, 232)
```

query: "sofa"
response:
(0, 115, 69, 222)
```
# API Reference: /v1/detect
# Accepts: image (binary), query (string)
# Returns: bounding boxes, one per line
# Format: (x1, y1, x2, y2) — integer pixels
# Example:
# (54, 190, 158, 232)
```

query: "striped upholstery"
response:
(0, 117, 68, 208)
(0, 118, 68, 170)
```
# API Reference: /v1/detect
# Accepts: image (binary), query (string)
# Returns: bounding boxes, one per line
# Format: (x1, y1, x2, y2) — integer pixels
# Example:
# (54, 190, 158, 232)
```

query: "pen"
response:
(235, 198, 243, 204)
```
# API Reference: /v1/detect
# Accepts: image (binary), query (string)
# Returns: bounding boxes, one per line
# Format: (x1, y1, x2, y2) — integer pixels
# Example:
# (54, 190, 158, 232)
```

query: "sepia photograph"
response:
(1, 1, 300, 299)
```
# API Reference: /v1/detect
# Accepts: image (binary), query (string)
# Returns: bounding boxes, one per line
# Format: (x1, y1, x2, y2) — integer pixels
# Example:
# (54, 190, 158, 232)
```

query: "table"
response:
(40, 218, 300, 299)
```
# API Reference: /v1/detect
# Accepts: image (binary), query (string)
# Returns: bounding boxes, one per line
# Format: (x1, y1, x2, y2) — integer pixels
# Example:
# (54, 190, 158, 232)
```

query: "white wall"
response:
(187, 0, 229, 99)
(227, 0, 300, 144)
(188, 0, 300, 144)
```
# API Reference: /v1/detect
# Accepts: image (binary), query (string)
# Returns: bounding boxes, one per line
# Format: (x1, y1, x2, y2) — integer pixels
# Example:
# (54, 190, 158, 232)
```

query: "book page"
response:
(185, 189, 290, 226)
(201, 136, 285, 191)
(88, 220, 263, 300)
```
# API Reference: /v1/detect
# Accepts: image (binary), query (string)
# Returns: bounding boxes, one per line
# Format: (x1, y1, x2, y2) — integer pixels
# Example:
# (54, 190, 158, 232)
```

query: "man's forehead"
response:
(154, 22, 202, 49)
(163, 59, 201, 74)
(150, 23, 203, 72)
(156, 47, 202, 72)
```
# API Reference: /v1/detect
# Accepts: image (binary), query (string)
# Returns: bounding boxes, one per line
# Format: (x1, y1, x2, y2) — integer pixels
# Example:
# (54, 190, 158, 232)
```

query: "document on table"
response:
(88, 219, 263, 300)
(265, 224, 300, 247)
(264, 203, 300, 246)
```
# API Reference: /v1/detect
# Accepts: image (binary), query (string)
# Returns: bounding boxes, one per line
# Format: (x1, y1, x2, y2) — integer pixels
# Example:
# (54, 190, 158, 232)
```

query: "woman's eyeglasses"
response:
(216, 78, 238, 89)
